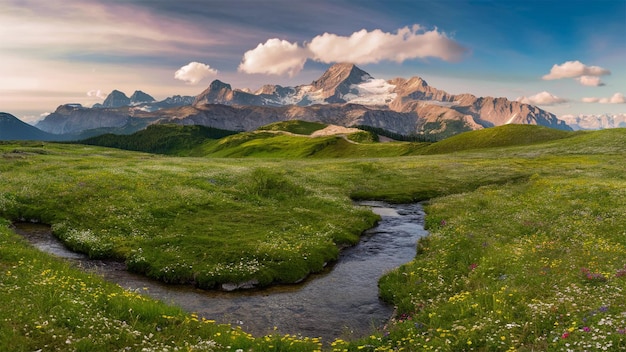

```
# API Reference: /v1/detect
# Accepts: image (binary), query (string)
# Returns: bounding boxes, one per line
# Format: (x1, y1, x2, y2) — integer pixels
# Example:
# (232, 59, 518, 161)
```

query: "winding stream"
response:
(12, 202, 427, 342)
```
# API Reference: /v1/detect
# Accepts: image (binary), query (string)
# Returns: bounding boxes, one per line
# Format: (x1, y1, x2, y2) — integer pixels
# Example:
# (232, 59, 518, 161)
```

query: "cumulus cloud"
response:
(576, 75, 605, 87)
(239, 25, 468, 76)
(174, 62, 218, 84)
(582, 93, 626, 104)
(542, 60, 610, 82)
(238, 39, 309, 76)
(308, 25, 467, 64)
(516, 91, 568, 106)
(87, 89, 107, 99)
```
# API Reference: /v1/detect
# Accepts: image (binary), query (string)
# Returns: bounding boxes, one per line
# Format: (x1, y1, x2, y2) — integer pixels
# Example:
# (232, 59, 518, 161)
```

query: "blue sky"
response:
(1, 0, 624, 123)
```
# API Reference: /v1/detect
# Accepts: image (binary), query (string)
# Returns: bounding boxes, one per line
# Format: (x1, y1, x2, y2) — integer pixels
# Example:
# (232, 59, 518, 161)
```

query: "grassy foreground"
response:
(1, 126, 626, 351)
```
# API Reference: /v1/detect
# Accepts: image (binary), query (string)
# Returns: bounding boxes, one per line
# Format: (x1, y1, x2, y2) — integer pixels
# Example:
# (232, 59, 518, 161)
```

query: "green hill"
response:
(196, 129, 428, 158)
(257, 120, 327, 135)
(77, 122, 624, 159)
(422, 124, 576, 154)
(79, 124, 237, 155)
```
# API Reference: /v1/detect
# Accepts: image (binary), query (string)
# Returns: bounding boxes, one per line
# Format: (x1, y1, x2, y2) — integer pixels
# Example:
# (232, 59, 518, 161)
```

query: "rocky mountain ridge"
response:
(559, 113, 626, 130)
(186, 63, 569, 133)
(35, 63, 571, 138)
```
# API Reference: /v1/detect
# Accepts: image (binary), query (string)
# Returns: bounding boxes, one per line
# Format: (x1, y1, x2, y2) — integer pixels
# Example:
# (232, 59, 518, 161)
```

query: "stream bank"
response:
(12, 202, 427, 342)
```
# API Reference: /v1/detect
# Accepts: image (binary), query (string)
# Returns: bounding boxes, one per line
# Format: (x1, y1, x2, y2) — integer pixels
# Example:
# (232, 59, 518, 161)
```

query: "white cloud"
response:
(516, 91, 568, 106)
(576, 75, 605, 87)
(239, 25, 468, 76)
(582, 92, 626, 104)
(542, 60, 610, 80)
(87, 89, 107, 99)
(238, 39, 309, 76)
(308, 25, 467, 64)
(174, 62, 218, 84)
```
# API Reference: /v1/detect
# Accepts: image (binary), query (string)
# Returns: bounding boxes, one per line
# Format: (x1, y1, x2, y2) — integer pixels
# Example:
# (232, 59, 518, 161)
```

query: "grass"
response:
(79, 124, 238, 155)
(422, 124, 576, 154)
(77, 122, 580, 159)
(257, 120, 328, 135)
(1, 126, 626, 350)
(0, 222, 323, 351)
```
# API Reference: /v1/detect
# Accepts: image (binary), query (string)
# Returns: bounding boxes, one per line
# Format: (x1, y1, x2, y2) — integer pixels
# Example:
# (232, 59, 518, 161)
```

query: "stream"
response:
(12, 201, 427, 342)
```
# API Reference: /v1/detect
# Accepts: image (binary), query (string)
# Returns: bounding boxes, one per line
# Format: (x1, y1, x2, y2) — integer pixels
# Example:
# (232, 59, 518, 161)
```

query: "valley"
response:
(1, 125, 625, 350)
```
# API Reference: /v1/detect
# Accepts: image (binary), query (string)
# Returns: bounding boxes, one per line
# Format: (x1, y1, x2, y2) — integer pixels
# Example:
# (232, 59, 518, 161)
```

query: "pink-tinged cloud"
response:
(87, 89, 107, 99)
(576, 75, 605, 87)
(238, 39, 310, 77)
(175, 62, 218, 84)
(239, 25, 467, 76)
(516, 91, 568, 106)
(542, 60, 611, 80)
(582, 93, 626, 104)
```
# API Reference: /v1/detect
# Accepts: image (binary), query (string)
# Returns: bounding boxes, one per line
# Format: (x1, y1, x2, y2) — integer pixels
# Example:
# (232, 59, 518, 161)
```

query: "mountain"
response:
(148, 103, 418, 134)
(0, 112, 56, 141)
(189, 63, 569, 134)
(102, 90, 131, 108)
(150, 95, 195, 109)
(193, 80, 267, 106)
(309, 63, 372, 103)
(129, 90, 155, 105)
(36, 104, 136, 134)
(37, 93, 195, 135)
(559, 113, 626, 130)
(35, 63, 571, 139)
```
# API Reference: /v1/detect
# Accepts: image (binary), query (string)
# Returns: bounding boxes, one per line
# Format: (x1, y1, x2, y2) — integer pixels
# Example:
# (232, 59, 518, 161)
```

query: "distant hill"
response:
(79, 124, 238, 155)
(0, 112, 56, 141)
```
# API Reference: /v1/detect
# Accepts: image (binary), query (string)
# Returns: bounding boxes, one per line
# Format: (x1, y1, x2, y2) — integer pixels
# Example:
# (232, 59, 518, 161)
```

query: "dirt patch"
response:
(310, 125, 362, 137)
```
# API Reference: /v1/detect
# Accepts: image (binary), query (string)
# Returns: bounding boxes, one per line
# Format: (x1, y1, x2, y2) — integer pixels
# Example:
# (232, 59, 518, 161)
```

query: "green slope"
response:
(257, 120, 327, 135)
(79, 124, 237, 155)
(197, 131, 429, 158)
(77, 122, 623, 160)
(422, 124, 576, 154)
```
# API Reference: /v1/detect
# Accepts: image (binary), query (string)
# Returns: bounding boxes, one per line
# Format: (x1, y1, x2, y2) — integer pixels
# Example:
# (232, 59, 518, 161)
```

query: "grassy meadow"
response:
(1, 124, 626, 351)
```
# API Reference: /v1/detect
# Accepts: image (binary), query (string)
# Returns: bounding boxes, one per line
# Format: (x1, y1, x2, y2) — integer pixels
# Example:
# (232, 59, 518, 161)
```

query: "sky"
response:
(1, 0, 625, 124)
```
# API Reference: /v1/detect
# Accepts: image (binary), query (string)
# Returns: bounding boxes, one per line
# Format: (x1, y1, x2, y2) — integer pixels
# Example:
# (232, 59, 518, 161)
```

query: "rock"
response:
(221, 279, 260, 291)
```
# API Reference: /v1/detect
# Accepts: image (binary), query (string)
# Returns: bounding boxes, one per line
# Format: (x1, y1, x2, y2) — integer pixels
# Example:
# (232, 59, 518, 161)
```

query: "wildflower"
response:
(582, 326, 591, 332)
(561, 332, 569, 339)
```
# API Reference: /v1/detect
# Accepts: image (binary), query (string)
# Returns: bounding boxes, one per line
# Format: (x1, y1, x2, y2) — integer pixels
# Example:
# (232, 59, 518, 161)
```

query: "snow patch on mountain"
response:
(505, 113, 518, 125)
(276, 85, 326, 106)
(343, 78, 397, 105)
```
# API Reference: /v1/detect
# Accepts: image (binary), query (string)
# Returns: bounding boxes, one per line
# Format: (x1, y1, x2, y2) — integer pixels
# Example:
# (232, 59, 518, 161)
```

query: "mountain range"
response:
(4, 63, 574, 141)
(559, 113, 626, 130)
